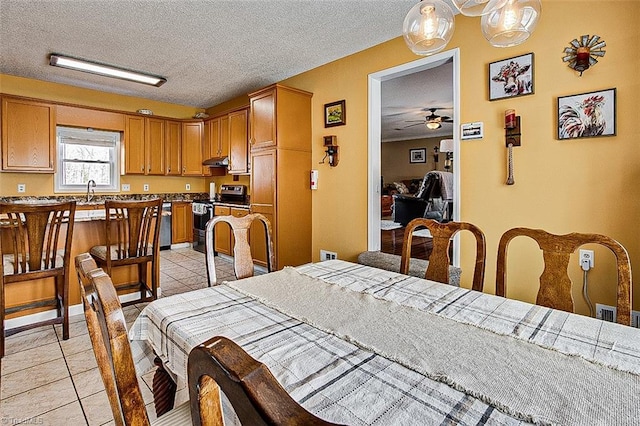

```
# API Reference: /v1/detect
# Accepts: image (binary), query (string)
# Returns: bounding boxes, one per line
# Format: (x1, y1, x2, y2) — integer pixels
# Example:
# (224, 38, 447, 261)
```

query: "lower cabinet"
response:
(213, 207, 250, 257)
(171, 201, 193, 244)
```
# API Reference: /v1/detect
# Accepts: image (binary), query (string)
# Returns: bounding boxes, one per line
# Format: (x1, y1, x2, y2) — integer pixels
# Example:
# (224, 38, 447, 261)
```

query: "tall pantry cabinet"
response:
(249, 84, 312, 270)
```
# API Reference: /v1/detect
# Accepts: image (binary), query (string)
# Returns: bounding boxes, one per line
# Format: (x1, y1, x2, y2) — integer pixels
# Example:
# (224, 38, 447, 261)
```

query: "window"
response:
(55, 127, 121, 193)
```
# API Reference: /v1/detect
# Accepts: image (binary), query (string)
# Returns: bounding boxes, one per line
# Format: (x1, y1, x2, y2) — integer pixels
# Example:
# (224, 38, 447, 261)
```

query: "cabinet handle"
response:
(148, 166, 151, 172)
(141, 166, 144, 171)
(168, 167, 171, 172)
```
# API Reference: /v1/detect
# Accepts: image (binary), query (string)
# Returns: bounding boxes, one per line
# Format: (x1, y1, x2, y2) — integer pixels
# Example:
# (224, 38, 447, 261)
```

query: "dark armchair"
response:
(393, 171, 453, 226)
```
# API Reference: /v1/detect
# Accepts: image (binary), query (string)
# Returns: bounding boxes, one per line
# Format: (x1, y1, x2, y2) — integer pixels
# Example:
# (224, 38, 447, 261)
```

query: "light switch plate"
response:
(17, 184, 26, 193)
(143, 184, 149, 192)
(121, 184, 131, 192)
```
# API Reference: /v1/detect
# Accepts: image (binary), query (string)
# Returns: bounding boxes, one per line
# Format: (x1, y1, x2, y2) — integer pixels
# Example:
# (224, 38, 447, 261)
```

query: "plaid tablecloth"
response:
(130, 260, 640, 425)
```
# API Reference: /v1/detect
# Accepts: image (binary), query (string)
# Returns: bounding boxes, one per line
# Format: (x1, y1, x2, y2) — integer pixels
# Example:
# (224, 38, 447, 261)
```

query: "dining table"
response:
(129, 259, 640, 425)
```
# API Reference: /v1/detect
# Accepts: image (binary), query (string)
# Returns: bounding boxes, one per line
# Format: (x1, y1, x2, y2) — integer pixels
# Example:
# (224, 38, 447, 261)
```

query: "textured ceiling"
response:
(1, 0, 455, 141)
(1, 0, 426, 108)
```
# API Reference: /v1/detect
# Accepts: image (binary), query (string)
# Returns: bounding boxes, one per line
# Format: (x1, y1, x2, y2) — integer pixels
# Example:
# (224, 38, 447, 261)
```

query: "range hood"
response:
(202, 156, 229, 167)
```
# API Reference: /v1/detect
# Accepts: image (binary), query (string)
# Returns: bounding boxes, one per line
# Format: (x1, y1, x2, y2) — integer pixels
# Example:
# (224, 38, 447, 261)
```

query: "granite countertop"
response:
(0, 192, 211, 222)
(0, 192, 210, 207)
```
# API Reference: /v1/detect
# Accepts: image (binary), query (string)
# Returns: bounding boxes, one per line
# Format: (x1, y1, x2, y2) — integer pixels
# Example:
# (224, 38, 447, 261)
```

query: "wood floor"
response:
(381, 227, 432, 260)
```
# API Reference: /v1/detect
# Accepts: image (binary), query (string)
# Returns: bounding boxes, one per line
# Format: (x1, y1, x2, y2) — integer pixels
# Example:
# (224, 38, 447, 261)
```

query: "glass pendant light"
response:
(451, 0, 507, 17)
(481, 0, 542, 47)
(403, 0, 455, 56)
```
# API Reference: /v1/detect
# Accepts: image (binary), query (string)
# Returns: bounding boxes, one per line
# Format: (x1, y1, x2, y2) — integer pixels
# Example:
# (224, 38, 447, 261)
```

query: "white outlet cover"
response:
(186, 184, 191, 190)
(121, 184, 131, 192)
(17, 184, 26, 193)
(143, 184, 149, 192)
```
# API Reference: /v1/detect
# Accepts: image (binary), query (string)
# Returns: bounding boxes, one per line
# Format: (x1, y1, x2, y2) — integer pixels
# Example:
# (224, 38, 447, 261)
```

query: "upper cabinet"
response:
(181, 121, 204, 176)
(1, 96, 56, 172)
(204, 115, 228, 160)
(124, 115, 165, 175)
(228, 108, 249, 174)
(164, 120, 182, 175)
(249, 89, 276, 150)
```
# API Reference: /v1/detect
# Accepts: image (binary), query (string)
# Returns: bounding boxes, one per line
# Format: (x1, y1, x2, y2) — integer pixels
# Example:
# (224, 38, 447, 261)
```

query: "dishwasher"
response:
(160, 202, 172, 250)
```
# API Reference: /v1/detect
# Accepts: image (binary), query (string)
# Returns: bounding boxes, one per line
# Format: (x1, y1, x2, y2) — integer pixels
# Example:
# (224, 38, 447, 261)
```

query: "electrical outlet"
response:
(320, 250, 337, 261)
(121, 184, 131, 192)
(186, 183, 191, 190)
(579, 249, 594, 269)
(17, 184, 26, 193)
(143, 184, 149, 192)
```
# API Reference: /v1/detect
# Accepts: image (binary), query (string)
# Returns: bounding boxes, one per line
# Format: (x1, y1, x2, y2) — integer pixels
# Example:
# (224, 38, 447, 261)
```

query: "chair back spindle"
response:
(496, 227, 632, 325)
(401, 218, 486, 291)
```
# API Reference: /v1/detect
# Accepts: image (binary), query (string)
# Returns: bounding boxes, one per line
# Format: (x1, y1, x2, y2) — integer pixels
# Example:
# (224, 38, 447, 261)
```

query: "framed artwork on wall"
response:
(409, 148, 426, 163)
(324, 100, 346, 127)
(557, 88, 616, 140)
(489, 53, 534, 101)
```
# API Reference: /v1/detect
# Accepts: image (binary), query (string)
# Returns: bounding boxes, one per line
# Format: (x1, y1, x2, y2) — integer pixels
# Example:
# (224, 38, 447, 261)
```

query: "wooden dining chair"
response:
(76, 252, 229, 426)
(400, 218, 486, 291)
(496, 227, 632, 325)
(205, 213, 275, 286)
(188, 336, 343, 426)
(90, 199, 162, 306)
(0, 200, 76, 357)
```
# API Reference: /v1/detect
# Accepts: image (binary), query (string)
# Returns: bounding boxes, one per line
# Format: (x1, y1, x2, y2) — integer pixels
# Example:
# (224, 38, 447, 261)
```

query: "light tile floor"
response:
(1, 248, 237, 426)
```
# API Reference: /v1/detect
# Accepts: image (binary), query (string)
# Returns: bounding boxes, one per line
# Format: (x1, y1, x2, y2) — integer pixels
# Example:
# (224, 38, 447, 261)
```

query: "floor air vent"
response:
(632, 311, 640, 329)
(595, 304, 616, 323)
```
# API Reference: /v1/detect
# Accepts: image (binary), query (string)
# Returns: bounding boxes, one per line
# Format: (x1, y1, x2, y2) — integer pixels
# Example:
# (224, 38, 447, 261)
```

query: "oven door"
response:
(193, 203, 213, 253)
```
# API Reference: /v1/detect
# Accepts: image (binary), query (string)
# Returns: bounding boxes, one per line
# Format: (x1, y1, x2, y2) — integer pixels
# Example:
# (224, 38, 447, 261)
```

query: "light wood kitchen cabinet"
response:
(1, 96, 56, 172)
(213, 206, 250, 256)
(228, 108, 249, 174)
(204, 116, 229, 160)
(171, 201, 193, 244)
(249, 89, 276, 150)
(164, 120, 182, 175)
(213, 206, 231, 255)
(124, 115, 164, 175)
(181, 121, 204, 176)
(249, 83, 312, 269)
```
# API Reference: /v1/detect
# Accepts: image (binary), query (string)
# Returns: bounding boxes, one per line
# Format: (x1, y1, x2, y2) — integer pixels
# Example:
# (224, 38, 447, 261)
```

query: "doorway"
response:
(367, 48, 460, 264)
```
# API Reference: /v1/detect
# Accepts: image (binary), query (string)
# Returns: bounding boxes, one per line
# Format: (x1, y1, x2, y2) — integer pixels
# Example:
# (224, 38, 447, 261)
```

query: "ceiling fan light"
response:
(481, 0, 541, 47)
(452, 0, 507, 16)
(426, 121, 441, 129)
(403, 0, 455, 56)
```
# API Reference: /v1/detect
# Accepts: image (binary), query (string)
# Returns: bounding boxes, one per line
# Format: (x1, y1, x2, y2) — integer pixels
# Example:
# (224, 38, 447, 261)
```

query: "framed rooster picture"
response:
(558, 88, 616, 140)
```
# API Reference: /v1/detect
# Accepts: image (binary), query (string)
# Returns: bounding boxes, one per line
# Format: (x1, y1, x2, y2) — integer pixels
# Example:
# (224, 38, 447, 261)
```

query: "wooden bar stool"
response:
(90, 199, 162, 306)
(0, 200, 76, 357)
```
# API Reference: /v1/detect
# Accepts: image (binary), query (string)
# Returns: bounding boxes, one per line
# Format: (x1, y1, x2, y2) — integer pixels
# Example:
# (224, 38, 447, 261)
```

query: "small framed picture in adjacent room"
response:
(324, 100, 346, 127)
(557, 88, 616, 140)
(409, 148, 426, 163)
(489, 53, 534, 101)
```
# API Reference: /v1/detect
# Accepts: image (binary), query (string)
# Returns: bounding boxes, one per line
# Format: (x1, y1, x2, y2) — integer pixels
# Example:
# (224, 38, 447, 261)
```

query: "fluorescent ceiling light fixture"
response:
(49, 54, 166, 87)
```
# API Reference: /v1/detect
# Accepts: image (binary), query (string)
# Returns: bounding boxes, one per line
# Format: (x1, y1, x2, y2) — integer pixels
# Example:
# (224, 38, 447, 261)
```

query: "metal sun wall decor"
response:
(562, 35, 606, 76)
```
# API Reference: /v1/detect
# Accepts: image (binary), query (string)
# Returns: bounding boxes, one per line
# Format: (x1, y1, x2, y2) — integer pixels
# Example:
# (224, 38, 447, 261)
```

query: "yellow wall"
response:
(279, 1, 640, 311)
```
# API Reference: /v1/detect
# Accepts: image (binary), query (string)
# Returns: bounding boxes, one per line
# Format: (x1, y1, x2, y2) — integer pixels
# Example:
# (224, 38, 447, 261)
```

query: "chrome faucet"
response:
(86, 179, 96, 202)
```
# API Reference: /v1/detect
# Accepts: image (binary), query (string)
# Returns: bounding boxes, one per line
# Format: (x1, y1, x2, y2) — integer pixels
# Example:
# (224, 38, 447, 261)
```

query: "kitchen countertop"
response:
(0, 192, 210, 207)
(0, 192, 212, 221)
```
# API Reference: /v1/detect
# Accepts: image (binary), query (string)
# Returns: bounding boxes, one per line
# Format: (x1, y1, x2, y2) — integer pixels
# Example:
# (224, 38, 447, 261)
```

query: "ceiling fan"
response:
(395, 108, 453, 130)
